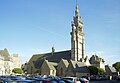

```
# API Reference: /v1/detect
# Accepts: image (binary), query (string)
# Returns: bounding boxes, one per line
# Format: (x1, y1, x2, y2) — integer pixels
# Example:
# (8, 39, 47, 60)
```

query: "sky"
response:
(0, 0, 120, 65)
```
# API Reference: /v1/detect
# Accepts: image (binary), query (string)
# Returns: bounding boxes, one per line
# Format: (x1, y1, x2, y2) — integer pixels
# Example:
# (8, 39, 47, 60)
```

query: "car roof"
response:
(63, 77, 77, 79)
(16, 79, 35, 82)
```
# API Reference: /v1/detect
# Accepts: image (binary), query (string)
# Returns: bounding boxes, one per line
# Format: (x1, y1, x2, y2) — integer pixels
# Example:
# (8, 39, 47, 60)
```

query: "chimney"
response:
(52, 46, 55, 55)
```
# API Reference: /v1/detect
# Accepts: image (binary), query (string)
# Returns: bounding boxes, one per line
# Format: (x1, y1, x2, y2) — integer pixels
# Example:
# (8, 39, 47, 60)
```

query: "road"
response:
(90, 80, 120, 83)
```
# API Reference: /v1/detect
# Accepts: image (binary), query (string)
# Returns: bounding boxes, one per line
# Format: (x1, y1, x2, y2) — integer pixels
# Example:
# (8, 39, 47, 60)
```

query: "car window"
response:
(63, 78, 73, 81)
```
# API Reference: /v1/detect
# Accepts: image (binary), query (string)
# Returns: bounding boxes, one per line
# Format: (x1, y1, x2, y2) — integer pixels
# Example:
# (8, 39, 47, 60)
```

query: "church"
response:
(26, 3, 107, 77)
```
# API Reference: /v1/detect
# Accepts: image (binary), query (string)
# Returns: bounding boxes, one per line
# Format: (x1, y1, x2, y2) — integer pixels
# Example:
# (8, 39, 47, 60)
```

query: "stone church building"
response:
(26, 4, 107, 77)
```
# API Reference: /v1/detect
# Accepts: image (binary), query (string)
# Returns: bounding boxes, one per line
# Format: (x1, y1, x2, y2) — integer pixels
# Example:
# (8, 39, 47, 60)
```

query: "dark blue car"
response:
(13, 79, 36, 83)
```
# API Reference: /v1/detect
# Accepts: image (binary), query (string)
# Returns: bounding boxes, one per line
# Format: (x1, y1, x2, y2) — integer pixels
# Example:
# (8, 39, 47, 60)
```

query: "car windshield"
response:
(63, 78, 73, 81)
(58, 80, 65, 83)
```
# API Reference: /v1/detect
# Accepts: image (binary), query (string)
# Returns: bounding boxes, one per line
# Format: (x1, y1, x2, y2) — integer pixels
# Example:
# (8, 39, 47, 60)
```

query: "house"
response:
(27, 50, 71, 74)
(57, 59, 69, 76)
(105, 65, 117, 76)
(90, 54, 105, 70)
(41, 60, 57, 76)
(66, 60, 89, 77)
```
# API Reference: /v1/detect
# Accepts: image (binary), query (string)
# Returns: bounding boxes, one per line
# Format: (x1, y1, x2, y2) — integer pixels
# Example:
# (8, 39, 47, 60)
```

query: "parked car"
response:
(79, 78, 89, 83)
(51, 79, 65, 83)
(62, 77, 81, 83)
(13, 79, 36, 83)
(33, 78, 58, 83)
(62, 79, 74, 83)
(0, 77, 14, 83)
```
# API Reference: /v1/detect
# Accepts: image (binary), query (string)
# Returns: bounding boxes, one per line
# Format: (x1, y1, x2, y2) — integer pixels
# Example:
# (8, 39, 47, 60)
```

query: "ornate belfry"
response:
(71, 4, 85, 62)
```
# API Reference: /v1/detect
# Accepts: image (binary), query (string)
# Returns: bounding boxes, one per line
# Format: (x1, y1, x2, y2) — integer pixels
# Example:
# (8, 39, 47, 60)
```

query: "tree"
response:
(113, 62, 120, 72)
(98, 68, 105, 75)
(88, 66, 98, 75)
(12, 68, 23, 74)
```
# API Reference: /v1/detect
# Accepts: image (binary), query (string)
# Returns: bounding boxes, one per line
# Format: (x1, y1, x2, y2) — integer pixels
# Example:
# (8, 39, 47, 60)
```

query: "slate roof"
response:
(70, 60, 89, 73)
(109, 66, 116, 72)
(76, 66, 89, 73)
(0, 48, 10, 56)
(48, 62, 58, 70)
(28, 50, 71, 69)
(71, 60, 86, 68)
(61, 59, 69, 67)
(90, 54, 105, 64)
(0, 48, 11, 61)
(105, 65, 116, 73)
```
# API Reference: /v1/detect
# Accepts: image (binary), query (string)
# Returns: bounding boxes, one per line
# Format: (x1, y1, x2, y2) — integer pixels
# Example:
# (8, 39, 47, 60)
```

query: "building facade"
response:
(0, 48, 22, 75)
(41, 60, 57, 76)
(57, 59, 69, 76)
(90, 54, 105, 70)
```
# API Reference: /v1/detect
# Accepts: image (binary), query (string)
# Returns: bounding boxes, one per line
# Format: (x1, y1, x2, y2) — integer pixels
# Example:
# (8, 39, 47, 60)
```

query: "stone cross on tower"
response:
(71, 3, 85, 62)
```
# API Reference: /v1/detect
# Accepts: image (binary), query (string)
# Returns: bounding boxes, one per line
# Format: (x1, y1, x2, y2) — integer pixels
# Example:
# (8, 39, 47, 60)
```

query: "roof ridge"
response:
(33, 50, 71, 55)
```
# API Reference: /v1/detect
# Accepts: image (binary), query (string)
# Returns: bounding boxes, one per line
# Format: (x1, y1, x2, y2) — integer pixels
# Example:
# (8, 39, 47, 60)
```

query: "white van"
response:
(62, 77, 81, 83)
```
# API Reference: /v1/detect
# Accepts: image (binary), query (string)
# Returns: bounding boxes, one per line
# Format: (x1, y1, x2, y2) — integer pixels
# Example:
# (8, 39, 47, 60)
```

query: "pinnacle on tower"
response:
(75, 4, 79, 16)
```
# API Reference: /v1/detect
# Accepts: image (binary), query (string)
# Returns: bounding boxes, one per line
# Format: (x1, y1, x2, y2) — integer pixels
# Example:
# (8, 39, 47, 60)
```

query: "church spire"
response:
(75, 3, 79, 16)
(74, 2, 83, 27)
(71, 2, 85, 62)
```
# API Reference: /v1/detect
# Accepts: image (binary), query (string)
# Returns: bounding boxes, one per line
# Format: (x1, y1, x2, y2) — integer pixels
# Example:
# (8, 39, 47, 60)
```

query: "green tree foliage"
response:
(98, 68, 105, 75)
(12, 68, 23, 74)
(88, 66, 98, 75)
(113, 62, 120, 72)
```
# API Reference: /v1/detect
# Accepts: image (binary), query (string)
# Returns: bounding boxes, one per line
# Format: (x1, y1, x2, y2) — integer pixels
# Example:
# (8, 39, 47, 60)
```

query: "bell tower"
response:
(71, 3, 85, 62)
